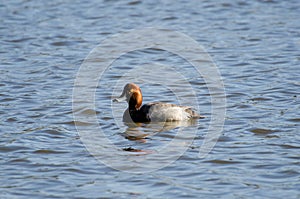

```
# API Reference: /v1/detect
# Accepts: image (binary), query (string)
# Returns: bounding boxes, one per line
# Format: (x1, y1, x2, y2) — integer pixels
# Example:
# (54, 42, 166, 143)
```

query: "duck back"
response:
(140, 102, 203, 122)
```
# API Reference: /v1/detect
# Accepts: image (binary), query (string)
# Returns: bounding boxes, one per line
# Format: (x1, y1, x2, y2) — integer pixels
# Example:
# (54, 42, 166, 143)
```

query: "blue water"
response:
(1, 0, 299, 198)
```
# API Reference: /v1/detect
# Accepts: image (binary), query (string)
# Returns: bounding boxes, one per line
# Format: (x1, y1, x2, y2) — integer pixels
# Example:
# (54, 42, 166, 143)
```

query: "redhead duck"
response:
(113, 83, 204, 123)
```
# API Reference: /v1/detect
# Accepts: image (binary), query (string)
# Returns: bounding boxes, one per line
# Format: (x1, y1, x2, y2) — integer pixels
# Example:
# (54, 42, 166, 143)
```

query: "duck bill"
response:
(112, 91, 126, 102)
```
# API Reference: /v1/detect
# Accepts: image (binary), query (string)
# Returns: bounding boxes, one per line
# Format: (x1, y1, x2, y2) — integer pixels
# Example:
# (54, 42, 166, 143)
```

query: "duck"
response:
(113, 83, 204, 123)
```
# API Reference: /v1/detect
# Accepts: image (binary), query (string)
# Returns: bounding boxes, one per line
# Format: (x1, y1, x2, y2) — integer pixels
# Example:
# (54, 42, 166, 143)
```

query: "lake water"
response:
(1, 0, 299, 198)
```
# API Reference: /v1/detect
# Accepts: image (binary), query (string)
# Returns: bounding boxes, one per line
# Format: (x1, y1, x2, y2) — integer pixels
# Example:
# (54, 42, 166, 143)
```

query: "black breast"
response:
(122, 105, 151, 123)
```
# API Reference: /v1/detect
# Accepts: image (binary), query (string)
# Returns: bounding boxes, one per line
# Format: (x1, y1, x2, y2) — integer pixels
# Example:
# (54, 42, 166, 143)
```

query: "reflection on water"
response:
(123, 120, 198, 142)
(1, 0, 300, 198)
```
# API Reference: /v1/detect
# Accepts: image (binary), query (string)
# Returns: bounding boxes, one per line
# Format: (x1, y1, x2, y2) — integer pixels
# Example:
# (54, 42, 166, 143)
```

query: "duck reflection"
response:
(123, 119, 198, 142)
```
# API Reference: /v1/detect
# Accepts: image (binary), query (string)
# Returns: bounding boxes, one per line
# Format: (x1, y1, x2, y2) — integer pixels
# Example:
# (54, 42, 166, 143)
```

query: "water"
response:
(1, 0, 300, 198)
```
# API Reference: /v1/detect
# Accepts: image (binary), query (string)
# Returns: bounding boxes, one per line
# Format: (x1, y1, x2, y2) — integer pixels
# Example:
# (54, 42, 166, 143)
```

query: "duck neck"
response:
(129, 99, 139, 111)
(128, 92, 142, 111)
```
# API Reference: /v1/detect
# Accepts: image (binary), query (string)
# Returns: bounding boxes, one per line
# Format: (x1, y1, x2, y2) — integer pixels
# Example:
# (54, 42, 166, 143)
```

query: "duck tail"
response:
(185, 108, 205, 119)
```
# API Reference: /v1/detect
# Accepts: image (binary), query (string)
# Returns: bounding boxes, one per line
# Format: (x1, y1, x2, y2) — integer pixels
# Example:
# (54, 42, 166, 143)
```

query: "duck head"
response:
(113, 83, 143, 110)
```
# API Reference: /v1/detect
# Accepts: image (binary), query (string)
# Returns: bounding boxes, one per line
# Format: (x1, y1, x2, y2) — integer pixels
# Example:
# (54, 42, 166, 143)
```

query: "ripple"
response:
(287, 118, 300, 122)
(0, 145, 30, 153)
(50, 41, 75, 46)
(33, 149, 68, 154)
(4, 37, 34, 43)
(279, 144, 300, 149)
(250, 97, 272, 101)
(249, 128, 277, 135)
(204, 159, 243, 164)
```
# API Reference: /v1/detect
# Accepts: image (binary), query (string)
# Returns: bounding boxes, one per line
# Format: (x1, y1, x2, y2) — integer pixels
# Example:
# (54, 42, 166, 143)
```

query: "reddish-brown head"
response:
(114, 83, 143, 110)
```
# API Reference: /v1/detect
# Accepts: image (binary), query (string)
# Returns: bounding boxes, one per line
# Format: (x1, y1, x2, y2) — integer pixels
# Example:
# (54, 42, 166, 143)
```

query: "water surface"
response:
(1, 0, 299, 198)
